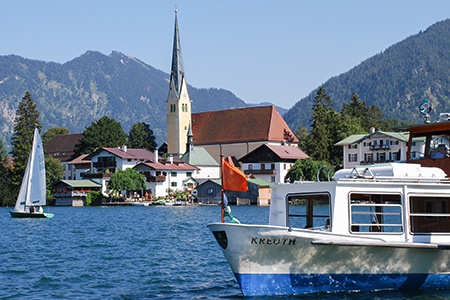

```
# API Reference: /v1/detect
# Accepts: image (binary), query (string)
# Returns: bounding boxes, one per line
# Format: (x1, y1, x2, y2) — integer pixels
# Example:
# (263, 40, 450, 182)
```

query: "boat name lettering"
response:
(251, 237, 296, 246)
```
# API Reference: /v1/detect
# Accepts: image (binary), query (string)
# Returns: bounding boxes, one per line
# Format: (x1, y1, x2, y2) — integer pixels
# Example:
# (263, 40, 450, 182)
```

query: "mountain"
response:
(284, 19, 450, 132)
(0, 51, 249, 148)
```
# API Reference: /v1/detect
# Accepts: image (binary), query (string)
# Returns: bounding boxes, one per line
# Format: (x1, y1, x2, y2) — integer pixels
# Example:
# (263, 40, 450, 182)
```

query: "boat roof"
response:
(333, 163, 447, 182)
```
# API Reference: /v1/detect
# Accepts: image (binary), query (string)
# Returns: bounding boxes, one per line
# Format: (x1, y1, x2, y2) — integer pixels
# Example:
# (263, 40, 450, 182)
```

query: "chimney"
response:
(121, 145, 127, 152)
(370, 127, 376, 134)
(169, 154, 173, 164)
(154, 149, 159, 162)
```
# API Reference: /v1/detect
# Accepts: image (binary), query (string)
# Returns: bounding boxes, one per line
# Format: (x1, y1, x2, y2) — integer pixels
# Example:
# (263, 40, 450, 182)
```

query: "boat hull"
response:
(10, 211, 54, 218)
(208, 223, 450, 296)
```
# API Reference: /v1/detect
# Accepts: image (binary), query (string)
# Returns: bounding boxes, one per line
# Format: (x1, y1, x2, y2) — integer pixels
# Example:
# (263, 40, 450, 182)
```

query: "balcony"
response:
(93, 161, 117, 168)
(147, 174, 166, 182)
(244, 169, 276, 175)
(81, 172, 112, 179)
(369, 144, 391, 151)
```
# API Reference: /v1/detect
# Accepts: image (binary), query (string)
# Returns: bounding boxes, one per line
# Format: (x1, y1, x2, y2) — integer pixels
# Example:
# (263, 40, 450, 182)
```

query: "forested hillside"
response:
(0, 51, 247, 147)
(285, 19, 450, 132)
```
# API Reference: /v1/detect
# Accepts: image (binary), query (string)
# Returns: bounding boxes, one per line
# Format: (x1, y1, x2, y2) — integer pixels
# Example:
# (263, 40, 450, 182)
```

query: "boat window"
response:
(287, 193, 330, 230)
(409, 196, 450, 233)
(349, 193, 403, 233)
(409, 132, 450, 160)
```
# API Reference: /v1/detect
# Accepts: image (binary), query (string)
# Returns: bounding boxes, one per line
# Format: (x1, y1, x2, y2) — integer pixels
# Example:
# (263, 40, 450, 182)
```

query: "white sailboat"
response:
(10, 128, 54, 218)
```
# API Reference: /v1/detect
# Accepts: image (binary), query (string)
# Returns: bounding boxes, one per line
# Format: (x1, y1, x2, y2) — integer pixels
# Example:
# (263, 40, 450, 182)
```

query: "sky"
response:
(1, 1, 449, 109)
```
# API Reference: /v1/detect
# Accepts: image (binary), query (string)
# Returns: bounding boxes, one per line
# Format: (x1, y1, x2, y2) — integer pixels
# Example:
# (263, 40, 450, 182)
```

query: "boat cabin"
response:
(269, 163, 450, 244)
(407, 121, 450, 176)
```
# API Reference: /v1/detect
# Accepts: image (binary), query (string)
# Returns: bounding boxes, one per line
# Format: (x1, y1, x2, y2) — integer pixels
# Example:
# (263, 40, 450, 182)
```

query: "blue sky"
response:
(1, 1, 449, 109)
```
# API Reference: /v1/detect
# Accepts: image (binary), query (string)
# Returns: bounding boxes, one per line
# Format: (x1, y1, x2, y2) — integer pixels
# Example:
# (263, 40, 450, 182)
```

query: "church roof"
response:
(180, 146, 219, 167)
(191, 105, 299, 145)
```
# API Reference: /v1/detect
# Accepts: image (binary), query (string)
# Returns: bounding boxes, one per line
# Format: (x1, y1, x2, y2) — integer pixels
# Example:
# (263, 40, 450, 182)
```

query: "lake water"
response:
(1, 205, 449, 299)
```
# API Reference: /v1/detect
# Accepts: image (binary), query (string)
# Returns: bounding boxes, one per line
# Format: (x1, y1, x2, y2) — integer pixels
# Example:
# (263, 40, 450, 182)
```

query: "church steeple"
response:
(166, 10, 192, 157)
(170, 9, 184, 98)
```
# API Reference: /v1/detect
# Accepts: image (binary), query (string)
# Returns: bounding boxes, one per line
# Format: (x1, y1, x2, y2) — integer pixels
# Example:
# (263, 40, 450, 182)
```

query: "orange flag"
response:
(222, 159, 248, 192)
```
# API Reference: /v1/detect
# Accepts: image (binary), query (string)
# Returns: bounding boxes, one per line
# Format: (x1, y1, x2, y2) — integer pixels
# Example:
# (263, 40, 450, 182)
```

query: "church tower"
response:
(167, 10, 192, 157)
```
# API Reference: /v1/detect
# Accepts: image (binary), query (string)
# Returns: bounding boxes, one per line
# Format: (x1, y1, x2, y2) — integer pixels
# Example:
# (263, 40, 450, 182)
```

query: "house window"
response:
(186, 172, 192, 177)
(207, 188, 213, 195)
(284, 164, 286, 170)
(261, 164, 265, 170)
(271, 164, 275, 170)
(348, 144, 357, 149)
(248, 164, 253, 170)
(348, 153, 358, 162)
(171, 182, 177, 187)
(171, 172, 177, 177)
(271, 176, 275, 182)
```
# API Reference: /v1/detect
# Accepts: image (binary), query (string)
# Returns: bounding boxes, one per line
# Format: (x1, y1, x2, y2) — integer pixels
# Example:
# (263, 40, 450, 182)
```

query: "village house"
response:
(52, 179, 102, 206)
(44, 133, 83, 180)
(335, 128, 409, 169)
(133, 156, 199, 199)
(195, 177, 272, 206)
(239, 144, 309, 184)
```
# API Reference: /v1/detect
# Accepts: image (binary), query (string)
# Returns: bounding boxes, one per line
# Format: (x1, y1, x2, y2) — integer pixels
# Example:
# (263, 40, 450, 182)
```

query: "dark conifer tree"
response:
(307, 87, 340, 163)
(129, 122, 157, 151)
(10, 91, 42, 188)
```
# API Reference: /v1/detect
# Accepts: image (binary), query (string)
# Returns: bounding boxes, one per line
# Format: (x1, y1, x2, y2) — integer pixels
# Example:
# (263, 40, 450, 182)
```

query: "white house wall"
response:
(341, 136, 410, 169)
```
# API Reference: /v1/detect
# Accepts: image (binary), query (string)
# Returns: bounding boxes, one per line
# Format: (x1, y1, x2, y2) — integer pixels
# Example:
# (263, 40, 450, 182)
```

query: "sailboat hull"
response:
(10, 211, 54, 218)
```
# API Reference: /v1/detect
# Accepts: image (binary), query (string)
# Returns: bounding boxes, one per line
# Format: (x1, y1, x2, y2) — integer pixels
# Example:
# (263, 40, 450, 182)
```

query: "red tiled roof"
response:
(68, 154, 90, 165)
(99, 147, 156, 161)
(192, 105, 299, 145)
(266, 144, 309, 160)
(45, 133, 83, 162)
(239, 144, 309, 162)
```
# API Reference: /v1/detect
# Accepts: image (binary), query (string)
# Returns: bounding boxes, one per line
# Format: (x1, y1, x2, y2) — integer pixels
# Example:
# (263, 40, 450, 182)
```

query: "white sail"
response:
(14, 128, 46, 212)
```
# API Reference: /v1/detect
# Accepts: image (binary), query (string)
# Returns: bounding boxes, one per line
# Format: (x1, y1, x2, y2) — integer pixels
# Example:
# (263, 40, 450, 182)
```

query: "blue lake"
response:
(1, 205, 449, 299)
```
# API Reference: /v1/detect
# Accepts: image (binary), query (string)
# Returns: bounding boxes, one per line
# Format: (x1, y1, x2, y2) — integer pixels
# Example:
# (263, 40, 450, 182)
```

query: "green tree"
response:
(42, 127, 70, 146)
(0, 139, 15, 206)
(341, 93, 385, 131)
(45, 156, 64, 190)
(74, 116, 128, 156)
(306, 87, 340, 163)
(284, 158, 334, 183)
(10, 91, 42, 189)
(107, 168, 146, 195)
(85, 190, 103, 206)
(129, 122, 157, 150)
(294, 125, 310, 153)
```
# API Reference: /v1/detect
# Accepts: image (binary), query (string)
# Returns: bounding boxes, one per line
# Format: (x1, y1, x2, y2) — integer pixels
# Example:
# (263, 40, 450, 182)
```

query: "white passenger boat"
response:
(208, 163, 450, 296)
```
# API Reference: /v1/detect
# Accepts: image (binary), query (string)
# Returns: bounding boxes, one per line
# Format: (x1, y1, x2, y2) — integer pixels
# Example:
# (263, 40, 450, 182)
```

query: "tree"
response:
(294, 125, 310, 154)
(42, 127, 70, 146)
(10, 91, 42, 188)
(284, 158, 334, 183)
(129, 122, 157, 151)
(306, 87, 340, 163)
(0, 139, 15, 206)
(107, 168, 146, 196)
(74, 116, 128, 156)
(341, 92, 385, 131)
(45, 156, 64, 190)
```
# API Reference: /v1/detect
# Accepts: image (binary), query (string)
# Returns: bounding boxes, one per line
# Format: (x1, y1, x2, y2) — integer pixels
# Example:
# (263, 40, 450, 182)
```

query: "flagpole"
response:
(220, 154, 225, 223)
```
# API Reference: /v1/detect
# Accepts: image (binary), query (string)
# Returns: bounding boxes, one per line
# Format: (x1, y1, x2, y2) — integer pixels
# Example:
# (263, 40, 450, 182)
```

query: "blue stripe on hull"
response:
(235, 273, 450, 296)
